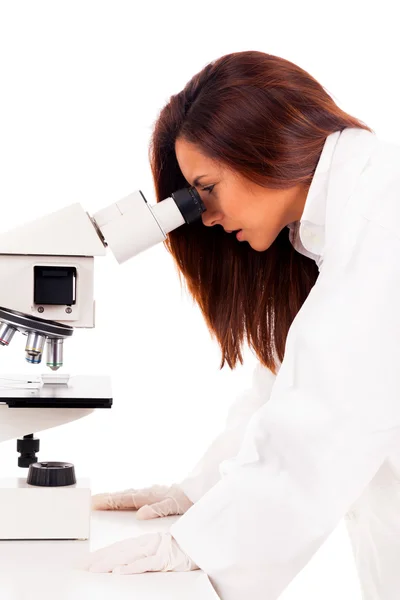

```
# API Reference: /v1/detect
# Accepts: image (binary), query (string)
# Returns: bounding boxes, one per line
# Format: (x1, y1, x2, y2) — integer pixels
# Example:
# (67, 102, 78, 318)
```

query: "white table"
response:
(0, 510, 219, 599)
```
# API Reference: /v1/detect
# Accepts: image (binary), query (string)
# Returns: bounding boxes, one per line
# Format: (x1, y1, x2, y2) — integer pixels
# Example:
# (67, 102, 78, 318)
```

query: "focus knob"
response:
(27, 462, 76, 487)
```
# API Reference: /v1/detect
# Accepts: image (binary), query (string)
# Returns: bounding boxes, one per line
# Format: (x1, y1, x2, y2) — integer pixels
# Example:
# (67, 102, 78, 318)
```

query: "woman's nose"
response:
(201, 209, 223, 227)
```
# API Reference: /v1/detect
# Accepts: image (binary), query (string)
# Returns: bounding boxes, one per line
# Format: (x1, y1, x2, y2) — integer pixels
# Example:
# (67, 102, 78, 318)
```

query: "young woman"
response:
(89, 50, 400, 600)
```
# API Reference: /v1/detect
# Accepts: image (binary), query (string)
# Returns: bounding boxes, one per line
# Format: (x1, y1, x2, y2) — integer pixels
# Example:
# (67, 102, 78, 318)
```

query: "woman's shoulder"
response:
(323, 134, 400, 271)
(354, 135, 400, 238)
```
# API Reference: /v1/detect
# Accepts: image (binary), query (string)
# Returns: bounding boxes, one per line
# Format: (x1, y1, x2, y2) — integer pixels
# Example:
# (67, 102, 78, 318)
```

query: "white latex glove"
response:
(91, 483, 194, 520)
(83, 531, 199, 574)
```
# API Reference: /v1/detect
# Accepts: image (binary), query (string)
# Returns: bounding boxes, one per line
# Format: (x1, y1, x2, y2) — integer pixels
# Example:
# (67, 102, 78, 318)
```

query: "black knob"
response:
(27, 462, 76, 487)
(17, 434, 40, 468)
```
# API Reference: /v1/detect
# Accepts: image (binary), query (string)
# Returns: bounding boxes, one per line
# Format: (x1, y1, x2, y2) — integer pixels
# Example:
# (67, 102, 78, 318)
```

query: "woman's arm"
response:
(178, 362, 277, 503)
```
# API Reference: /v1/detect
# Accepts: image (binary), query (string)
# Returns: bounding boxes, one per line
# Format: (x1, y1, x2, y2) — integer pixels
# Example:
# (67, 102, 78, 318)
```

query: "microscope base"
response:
(0, 477, 91, 540)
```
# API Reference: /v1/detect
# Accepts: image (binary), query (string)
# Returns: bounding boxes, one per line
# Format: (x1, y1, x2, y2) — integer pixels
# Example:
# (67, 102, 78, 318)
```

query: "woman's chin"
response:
(248, 236, 273, 252)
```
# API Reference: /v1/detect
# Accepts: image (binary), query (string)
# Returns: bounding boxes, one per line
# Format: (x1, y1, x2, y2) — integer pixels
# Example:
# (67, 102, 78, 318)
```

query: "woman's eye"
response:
(201, 184, 215, 194)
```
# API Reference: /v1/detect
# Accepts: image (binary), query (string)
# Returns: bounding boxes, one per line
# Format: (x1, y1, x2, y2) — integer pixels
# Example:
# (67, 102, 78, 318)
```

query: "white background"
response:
(0, 1, 398, 598)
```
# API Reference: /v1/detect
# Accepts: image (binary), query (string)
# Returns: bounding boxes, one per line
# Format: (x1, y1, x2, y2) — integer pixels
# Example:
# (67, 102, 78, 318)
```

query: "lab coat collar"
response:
(291, 130, 341, 259)
(288, 127, 378, 260)
(286, 130, 340, 261)
(301, 130, 341, 228)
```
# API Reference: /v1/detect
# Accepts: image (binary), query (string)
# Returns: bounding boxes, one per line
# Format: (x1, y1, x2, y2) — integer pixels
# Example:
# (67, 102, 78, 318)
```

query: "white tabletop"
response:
(0, 510, 219, 599)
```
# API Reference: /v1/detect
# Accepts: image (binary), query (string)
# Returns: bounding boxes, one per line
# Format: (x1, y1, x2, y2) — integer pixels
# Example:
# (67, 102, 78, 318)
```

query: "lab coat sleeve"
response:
(170, 221, 400, 600)
(178, 363, 277, 503)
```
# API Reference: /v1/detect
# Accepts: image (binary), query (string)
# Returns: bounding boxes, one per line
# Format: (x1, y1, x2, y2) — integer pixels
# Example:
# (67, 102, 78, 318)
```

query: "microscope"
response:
(0, 186, 205, 540)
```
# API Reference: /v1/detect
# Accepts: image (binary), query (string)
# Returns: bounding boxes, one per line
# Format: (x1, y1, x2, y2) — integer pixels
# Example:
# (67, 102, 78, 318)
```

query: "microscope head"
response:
(0, 187, 205, 370)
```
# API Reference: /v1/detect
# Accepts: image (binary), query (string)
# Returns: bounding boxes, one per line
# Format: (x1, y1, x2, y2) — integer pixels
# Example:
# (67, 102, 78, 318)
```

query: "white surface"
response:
(0, 477, 90, 540)
(0, 511, 218, 599)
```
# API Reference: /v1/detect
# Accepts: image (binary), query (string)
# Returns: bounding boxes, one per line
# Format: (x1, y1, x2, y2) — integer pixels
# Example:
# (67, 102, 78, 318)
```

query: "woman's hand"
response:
(84, 531, 199, 574)
(91, 483, 193, 519)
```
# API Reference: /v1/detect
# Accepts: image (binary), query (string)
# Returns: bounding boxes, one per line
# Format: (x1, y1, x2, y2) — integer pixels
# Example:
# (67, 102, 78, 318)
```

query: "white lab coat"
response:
(172, 127, 400, 600)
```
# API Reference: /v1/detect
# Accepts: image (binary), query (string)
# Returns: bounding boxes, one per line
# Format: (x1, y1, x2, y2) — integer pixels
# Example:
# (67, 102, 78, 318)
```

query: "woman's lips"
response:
(224, 228, 244, 240)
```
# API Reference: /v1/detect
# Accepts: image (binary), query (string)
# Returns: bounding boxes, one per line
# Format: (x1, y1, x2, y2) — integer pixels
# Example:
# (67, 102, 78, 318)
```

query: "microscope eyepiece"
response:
(171, 187, 206, 224)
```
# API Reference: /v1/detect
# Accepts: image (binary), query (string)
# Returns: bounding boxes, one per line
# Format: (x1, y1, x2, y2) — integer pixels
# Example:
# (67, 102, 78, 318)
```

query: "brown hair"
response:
(149, 51, 373, 375)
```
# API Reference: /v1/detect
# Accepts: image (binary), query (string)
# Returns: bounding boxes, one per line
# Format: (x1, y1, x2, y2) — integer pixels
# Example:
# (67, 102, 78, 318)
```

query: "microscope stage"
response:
(0, 375, 112, 408)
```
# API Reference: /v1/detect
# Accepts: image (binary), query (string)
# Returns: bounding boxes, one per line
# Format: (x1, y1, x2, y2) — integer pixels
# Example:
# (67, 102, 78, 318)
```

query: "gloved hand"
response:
(91, 483, 194, 520)
(84, 531, 199, 574)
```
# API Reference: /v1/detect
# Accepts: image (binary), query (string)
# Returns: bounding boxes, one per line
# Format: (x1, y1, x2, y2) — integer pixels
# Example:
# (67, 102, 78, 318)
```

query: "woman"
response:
(88, 51, 400, 600)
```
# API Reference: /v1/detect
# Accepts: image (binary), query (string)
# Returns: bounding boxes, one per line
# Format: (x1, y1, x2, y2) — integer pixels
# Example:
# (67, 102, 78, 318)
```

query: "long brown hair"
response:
(149, 51, 373, 375)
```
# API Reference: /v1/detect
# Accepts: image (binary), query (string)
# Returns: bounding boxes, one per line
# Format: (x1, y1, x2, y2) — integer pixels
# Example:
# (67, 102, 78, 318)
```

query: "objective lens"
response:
(25, 332, 45, 356)
(0, 322, 17, 346)
(46, 338, 63, 371)
(25, 353, 42, 364)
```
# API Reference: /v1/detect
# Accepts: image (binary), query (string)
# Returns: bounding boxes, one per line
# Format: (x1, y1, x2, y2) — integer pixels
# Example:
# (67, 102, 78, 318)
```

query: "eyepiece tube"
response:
(91, 186, 206, 264)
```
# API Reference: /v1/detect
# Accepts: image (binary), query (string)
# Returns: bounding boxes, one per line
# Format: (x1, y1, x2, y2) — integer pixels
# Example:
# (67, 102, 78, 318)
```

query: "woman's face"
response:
(175, 137, 309, 252)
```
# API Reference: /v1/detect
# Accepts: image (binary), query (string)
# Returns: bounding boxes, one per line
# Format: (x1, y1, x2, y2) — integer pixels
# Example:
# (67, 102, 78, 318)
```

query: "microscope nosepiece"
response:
(0, 308, 71, 369)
